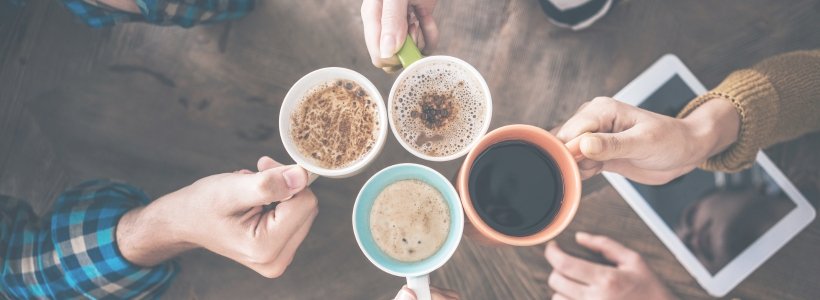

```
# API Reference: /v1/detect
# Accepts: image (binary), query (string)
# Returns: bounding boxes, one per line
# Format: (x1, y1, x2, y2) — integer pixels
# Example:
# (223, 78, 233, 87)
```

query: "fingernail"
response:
(395, 288, 415, 300)
(380, 35, 396, 58)
(283, 166, 306, 190)
(581, 136, 603, 155)
(576, 231, 590, 240)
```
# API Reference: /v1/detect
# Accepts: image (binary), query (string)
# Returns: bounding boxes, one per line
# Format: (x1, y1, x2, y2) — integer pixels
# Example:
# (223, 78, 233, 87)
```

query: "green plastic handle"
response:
(397, 34, 424, 68)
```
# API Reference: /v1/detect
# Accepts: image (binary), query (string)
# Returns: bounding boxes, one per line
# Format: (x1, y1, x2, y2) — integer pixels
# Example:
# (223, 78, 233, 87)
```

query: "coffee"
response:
(468, 141, 564, 237)
(391, 61, 487, 157)
(370, 179, 450, 262)
(291, 79, 379, 169)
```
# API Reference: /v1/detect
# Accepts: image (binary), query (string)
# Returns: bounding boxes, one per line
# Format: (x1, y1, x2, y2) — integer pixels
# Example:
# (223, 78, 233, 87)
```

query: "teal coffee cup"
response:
(353, 164, 464, 300)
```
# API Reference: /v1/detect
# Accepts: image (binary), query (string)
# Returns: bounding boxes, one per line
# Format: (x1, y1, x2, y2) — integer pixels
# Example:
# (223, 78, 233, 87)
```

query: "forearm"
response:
(680, 97, 740, 166)
(2, 180, 178, 298)
(679, 49, 820, 172)
(117, 203, 197, 267)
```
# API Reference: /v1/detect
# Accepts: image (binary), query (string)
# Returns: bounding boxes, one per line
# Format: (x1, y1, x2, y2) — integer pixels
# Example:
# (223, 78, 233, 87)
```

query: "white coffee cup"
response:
(278, 67, 389, 182)
(387, 37, 493, 162)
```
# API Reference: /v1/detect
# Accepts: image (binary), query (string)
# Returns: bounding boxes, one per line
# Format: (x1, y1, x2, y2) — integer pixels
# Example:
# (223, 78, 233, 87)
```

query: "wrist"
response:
(116, 198, 196, 267)
(680, 97, 740, 165)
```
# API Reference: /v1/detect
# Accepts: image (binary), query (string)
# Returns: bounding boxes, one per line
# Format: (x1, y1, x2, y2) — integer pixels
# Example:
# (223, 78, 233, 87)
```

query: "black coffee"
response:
(468, 141, 564, 237)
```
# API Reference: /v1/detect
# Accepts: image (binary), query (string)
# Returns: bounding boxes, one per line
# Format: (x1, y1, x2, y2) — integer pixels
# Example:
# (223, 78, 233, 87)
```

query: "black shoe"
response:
(537, 0, 614, 31)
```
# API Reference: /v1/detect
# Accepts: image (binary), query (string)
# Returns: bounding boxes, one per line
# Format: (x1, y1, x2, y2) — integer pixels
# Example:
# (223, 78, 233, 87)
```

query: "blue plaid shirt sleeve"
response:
(59, 0, 255, 28)
(0, 180, 177, 299)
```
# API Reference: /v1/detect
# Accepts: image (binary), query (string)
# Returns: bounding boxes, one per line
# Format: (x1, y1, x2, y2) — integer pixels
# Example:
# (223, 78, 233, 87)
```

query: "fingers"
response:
(545, 241, 611, 284)
(577, 159, 603, 180)
(556, 97, 627, 143)
(413, 1, 439, 53)
(395, 286, 417, 300)
(564, 134, 586, 162)
(395, 285, 459, 300)
(257, 198, 318, 278)
(551, 293, 572, 300)
(257, 156, 283, 171)
(579, 130, 643, 161)
(575, 232, 640, 267)
(548, 271, 587, 299)
(268, 189, 318, 236)
(598, 160, 687, 185)
(248, 190, 318, 277)
(362, 0, 402, 68)
(430, 286, 459, 300)
(380, 0, 410, 59)
(251, 165, 308, 203)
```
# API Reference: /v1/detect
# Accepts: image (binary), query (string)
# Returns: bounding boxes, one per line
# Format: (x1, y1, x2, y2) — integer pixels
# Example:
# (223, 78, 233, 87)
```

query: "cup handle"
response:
(397, 34, 424, 68)
(306, 170, 319, 186)
(406, 274, 431, 300)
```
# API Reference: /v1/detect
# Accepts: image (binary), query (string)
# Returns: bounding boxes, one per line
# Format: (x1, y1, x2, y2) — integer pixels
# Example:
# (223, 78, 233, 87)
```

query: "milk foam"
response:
(369, 179, 450, 262)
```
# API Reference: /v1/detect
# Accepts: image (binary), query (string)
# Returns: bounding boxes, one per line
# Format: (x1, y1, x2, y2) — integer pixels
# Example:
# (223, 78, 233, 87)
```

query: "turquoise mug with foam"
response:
(353, 164, 464, 300)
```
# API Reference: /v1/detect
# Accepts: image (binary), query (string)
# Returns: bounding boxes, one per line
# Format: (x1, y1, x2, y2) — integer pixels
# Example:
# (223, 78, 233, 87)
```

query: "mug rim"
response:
(456, 124, 582, 246)
(278, 67, 388, 178)
(352, 163, 464, 277)
(387, 55, 493, 162)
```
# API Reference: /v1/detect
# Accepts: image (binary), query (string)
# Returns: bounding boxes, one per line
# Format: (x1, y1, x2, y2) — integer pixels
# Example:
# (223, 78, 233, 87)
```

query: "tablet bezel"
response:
(604, 54, 816, 297)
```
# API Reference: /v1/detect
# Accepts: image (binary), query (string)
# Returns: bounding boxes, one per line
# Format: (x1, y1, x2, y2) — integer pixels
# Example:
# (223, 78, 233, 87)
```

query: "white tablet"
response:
(604, 54, 816, 297)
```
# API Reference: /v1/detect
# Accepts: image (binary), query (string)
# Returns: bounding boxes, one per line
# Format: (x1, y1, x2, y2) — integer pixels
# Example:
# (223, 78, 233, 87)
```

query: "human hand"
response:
(554, 97, 740, 184)
(117, 156, 318, 278)
(361, 0, 439, 72)
(544, 232, 676, 300)
(394, 285, 460, 300)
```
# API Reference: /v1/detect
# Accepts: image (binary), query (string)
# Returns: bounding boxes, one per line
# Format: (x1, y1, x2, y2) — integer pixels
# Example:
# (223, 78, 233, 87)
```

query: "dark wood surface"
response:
(1, 0, 819, 299)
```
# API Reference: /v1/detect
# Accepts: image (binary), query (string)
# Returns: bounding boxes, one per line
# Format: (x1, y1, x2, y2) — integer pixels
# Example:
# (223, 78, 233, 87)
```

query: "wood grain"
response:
(1, 0, 819, 299)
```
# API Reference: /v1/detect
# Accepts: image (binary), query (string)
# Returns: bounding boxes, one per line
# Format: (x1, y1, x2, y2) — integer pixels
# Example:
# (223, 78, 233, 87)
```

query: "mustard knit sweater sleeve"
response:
(677, 50, 820, 172)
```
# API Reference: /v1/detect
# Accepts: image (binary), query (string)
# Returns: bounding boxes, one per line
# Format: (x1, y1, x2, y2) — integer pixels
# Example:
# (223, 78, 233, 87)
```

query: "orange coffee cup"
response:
(456, 124, 582, 246)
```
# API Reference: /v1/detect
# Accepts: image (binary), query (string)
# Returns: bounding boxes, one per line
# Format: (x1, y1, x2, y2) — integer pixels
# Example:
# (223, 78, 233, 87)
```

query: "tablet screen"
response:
(630, 75, 797, 274)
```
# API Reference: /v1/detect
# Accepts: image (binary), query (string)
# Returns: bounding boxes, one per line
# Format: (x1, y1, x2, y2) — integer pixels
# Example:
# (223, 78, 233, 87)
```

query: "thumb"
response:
(575, 232, 639, 266)
(380, 0, 409, 58)
(241, 165, 308, 206)
(579, 131, 640, 161)
(257, 156, 283, 171)
(394, 286, 417, 300)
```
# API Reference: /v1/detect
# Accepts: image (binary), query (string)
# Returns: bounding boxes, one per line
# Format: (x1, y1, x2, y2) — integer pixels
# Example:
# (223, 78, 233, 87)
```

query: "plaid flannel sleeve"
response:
(60, 0, 255, 28)
(0, 180, 177, 299)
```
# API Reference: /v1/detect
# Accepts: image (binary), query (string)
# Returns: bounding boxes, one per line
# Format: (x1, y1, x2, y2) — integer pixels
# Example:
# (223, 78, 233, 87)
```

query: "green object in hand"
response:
(397, 34, 424, 68)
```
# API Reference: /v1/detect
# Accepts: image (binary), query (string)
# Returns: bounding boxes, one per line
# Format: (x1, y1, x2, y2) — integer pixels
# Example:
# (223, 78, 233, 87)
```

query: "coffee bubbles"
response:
(391, 61, 488, 157)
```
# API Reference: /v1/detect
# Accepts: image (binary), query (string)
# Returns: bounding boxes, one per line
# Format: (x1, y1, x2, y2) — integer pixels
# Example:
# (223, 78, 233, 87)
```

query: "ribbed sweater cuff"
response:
(677, 69, 778, 172)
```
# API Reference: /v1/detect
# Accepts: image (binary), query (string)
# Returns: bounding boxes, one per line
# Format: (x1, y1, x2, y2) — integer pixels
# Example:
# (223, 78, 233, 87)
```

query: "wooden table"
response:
(1, 0, 818, 299)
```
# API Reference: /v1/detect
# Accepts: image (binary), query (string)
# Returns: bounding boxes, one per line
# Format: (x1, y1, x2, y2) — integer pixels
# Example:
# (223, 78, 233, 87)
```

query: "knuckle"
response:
(307, 193, 319, 210)
(252, 175, 274, 196)
(547, 272, 559, 287)
(601, 272, 620, 290)
(551, 255, 568, 271)
(605, 135, 621, 152)
(371, 57, 383, 67)
(591, 96, 613, 106)
(380, 14, 404, 30)
(244, 243, 277, 265)
(624, 250, 640, 263)
(297, 190, 319, 213)
(258, 264, 287, 279)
